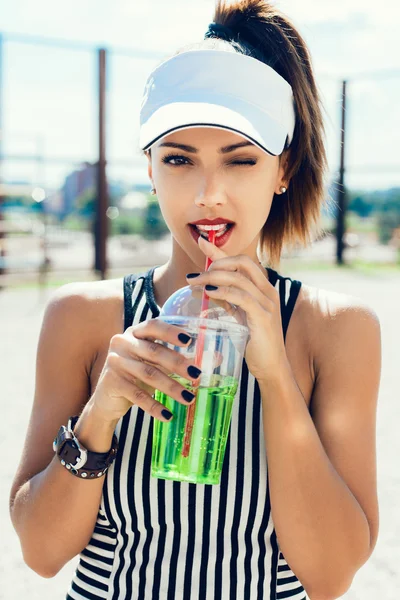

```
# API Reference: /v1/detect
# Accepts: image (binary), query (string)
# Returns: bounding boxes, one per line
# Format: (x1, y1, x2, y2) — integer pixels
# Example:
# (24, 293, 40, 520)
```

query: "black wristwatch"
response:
(53, 416, 118, 479)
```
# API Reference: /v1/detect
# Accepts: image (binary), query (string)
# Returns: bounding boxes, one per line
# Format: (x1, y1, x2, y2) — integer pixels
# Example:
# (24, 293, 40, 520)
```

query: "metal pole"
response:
(0, 33, 6, 280)
(94, 48, 108, 279)
(336, 80, 347, 265)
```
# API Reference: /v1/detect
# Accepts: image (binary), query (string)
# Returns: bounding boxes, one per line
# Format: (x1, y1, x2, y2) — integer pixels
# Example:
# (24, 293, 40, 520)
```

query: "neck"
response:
(151, 235, 266, 308)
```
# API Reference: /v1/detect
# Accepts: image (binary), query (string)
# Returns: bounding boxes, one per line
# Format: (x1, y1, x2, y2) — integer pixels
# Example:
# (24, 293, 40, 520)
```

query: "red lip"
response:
(189, 218, 235, 225)
(188, 223, 235, 248)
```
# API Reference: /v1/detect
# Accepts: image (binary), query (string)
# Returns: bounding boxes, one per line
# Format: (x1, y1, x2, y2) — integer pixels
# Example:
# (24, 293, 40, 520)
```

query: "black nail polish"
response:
(178, 333, 191, 344)
(187, 365, 202, 379)
(181, 389, 195, 403)
(161, 409, 173, 420)
(186, 272, 201, 278)
(205, 284, 218, 291)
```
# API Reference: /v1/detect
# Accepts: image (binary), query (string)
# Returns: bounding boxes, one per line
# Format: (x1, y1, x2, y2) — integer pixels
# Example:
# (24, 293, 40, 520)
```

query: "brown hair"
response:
(148, 0, 328, 268)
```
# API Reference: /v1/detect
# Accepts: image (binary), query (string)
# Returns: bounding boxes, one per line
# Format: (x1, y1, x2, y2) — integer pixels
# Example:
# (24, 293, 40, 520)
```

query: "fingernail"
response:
(181, 389, 195, 403)
(186, 272, 201, 278)
(178, 333, 191, 344)
(187, 365, 202, 379)
(161, 409, 173, 420)
(205, 285, 218, 291)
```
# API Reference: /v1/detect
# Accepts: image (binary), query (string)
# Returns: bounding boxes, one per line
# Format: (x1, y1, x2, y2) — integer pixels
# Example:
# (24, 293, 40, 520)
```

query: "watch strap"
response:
(54, 415, 119, 479)
(68, 416, 117, 470)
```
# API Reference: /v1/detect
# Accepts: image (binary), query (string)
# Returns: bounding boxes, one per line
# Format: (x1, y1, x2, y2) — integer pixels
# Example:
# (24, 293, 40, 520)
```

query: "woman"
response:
(9, 1, 381, 599)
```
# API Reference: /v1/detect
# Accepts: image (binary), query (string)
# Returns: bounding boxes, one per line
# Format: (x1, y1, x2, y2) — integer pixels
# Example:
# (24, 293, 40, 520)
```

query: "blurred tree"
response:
(346, 188, 400, 244)
(375, 190, 400, 244)
(142, 198, 169, 239)
(377, 210, 400, 244)
(76, 188, 96, 219)
(347, 187, 400, 216)
(111, 214, 143, 236)
(348, 195, 373, 218)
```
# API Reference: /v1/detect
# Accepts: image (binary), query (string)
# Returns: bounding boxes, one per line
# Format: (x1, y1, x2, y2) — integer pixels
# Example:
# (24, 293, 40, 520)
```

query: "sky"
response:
(1, 0, 400, 192)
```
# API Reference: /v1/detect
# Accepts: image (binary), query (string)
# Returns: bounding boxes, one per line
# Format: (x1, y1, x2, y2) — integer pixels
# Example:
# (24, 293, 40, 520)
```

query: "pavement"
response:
(1, 266, 399, 599)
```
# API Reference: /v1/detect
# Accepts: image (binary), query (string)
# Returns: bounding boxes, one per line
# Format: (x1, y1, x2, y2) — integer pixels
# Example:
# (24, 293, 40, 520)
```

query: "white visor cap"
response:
(139, 49, 296, 156)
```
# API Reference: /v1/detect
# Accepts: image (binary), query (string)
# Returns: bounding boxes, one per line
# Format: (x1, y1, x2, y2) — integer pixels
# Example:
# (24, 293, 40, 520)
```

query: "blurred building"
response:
(61, 161, 96, 218)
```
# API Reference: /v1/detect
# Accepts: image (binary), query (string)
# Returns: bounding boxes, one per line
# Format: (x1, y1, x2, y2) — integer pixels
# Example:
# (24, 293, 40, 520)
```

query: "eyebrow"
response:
(158, 140, 255, 154)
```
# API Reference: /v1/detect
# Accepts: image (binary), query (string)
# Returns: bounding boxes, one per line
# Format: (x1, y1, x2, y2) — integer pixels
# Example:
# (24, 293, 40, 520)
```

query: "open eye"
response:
(161, 154, 192, 166)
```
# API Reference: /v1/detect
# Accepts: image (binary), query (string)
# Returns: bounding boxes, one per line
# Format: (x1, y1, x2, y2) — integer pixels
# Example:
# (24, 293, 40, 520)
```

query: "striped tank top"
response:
(67, 265, 308, 600)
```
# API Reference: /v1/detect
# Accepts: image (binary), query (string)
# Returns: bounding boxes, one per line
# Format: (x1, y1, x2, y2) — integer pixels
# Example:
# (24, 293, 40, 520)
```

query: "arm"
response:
(9, 284, 118, 578)
(259, 300, 381, 600)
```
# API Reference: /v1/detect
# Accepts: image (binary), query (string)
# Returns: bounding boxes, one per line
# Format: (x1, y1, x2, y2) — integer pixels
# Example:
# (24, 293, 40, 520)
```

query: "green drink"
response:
(151, 286, 249, 485)
(151, 374, 239, 485)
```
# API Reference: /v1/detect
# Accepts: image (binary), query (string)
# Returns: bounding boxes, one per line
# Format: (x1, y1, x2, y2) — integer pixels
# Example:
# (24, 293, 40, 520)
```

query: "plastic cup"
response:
(151, 316, 249, 485)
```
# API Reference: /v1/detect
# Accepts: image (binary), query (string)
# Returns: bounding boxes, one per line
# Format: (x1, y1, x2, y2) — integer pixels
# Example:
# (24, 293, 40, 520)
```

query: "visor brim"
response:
(139, 100, 288, 156)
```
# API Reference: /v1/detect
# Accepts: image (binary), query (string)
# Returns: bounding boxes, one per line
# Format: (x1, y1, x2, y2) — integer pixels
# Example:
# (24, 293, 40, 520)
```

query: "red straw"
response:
(181, 229, 216, 458)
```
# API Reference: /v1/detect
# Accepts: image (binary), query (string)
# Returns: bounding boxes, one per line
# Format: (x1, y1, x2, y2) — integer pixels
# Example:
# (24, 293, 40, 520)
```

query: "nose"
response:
(194, 179, 227, 209)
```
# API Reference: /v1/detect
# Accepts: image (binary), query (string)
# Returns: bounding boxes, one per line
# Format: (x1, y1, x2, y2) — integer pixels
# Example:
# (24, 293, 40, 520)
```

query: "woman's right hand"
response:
(90, 319, 201, 424)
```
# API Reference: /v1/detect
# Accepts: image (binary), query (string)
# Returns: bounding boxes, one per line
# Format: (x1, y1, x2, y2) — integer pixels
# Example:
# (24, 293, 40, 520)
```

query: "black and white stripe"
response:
(276, 552, 307, 599)
(67, 266, 306, 600)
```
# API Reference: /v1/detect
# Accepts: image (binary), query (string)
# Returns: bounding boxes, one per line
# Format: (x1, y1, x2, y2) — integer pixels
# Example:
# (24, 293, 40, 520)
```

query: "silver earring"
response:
(279, 186, 287, 194)
(150, 187, 156, 195)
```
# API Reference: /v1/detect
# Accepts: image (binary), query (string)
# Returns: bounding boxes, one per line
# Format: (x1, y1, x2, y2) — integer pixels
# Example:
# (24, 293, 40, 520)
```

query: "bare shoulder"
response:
(299, 281, 380, 326)
(42, 277, 125, 375)
(49, 276, 124, 306)
(48, 277, 125, 328)
(296, 281, 381, 373)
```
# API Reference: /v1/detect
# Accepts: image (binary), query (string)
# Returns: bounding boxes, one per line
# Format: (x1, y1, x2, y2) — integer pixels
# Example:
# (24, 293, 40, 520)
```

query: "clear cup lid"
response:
(159, 284, 248, 332)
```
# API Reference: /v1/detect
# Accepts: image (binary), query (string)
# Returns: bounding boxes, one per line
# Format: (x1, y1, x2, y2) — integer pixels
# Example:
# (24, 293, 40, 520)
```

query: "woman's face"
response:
(146, 127, 287, 265)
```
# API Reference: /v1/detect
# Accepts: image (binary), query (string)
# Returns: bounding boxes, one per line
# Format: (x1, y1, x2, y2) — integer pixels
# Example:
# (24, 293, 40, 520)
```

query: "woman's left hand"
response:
(186, 235, 290, 384)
